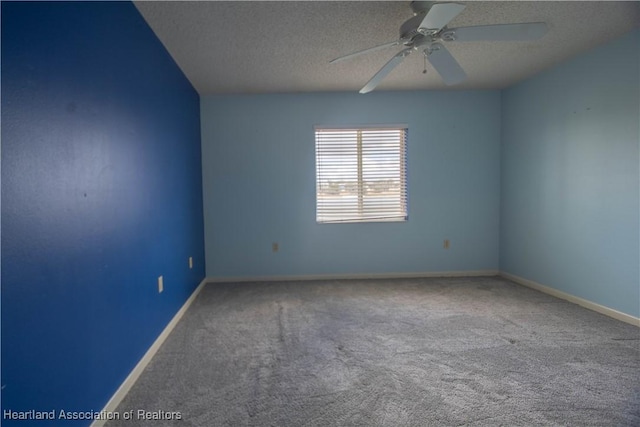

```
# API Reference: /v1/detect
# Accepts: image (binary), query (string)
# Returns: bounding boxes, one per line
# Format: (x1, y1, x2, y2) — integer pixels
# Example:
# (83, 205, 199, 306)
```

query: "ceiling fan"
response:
(331, 1, 548, 93)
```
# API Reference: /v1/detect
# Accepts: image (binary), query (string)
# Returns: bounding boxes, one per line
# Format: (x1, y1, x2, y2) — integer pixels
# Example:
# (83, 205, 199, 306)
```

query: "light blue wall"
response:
(201, 91, 501, 278)
(500, 30, 640, 317)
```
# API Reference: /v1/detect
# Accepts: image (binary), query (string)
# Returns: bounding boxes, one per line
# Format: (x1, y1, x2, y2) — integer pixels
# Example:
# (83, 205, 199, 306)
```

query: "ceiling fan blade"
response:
(448, 22, 548, 41)
(360, 48, 412, 94)
(420, 2, 466, 31)
(330, 41, 400, 64)
(426, 43, 466, 86)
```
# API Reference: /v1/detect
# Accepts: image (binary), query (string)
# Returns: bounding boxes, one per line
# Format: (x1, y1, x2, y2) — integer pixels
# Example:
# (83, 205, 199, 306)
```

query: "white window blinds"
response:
(315, 127, 408, 223)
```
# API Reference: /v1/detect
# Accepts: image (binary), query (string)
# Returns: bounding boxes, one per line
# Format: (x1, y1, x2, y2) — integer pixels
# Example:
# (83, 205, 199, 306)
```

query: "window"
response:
(315, 126, 408, 223)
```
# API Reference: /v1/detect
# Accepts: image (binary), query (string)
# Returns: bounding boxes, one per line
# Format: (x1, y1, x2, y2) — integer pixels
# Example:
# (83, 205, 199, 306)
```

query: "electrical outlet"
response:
(272, 242, 279, 253)
(189, 257, 193, 269)
(158, 276, 164, 293)
(443, 239, 450, 250)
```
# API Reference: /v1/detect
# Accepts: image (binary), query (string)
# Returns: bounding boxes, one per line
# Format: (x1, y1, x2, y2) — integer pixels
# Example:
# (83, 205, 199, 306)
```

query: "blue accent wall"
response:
(500, 30, 640, 317)
(201, 91, 501, 278)
(1, 2, 205, 424)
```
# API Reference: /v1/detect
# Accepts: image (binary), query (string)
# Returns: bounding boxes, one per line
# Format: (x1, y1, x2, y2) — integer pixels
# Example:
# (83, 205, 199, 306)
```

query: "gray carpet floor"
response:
(109, 276, 640, 426)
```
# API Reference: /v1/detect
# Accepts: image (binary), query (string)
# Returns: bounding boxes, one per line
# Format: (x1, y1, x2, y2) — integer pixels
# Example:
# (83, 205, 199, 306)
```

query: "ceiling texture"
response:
(134, 1, 640, 95)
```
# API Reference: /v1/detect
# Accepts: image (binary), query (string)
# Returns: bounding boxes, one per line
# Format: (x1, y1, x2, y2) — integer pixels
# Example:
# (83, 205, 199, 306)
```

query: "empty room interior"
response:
(2, 1, 639, 426)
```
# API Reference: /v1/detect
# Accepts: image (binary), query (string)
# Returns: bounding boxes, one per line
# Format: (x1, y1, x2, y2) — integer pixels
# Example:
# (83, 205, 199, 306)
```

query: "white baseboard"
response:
(90, 278, 208, 427)
(208, 270, 499, 283)
(500, 271, 640, 327)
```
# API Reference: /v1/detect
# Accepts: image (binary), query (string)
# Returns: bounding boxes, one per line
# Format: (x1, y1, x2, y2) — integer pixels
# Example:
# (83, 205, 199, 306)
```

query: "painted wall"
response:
(201, 91, 501, 278)
(1, 2, 205, 423)
(500, 29, 640, 317)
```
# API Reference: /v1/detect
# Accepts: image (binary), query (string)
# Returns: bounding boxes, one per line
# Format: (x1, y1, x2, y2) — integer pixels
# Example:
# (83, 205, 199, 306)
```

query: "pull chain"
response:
(422, 54, 427, 74)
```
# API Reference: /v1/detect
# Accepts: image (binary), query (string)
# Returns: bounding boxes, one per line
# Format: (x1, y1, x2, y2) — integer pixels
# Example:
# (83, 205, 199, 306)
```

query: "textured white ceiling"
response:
(134, 1, 640, 95)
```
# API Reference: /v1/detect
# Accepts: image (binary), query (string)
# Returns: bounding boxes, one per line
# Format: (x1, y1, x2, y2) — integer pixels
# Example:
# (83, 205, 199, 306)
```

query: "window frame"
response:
(314, 124, 408, 224)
